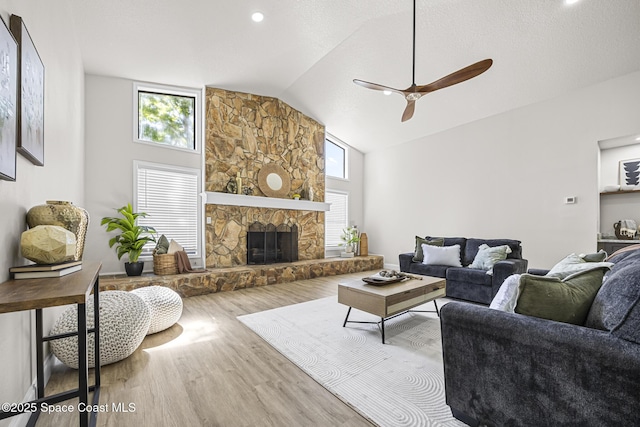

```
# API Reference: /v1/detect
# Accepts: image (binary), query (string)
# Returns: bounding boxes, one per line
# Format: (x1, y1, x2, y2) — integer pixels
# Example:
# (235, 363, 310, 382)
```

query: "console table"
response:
(0, 261, 102, 427)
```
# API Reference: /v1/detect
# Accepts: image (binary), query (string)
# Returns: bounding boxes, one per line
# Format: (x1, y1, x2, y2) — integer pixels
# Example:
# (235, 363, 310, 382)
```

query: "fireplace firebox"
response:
(247, 222, 298, 264)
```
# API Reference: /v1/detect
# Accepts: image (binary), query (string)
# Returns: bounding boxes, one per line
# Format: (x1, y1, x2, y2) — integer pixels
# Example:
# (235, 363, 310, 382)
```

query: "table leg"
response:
(434, 299, 440, 317)
(93, 278, 101, 389)
(35, 309, 44, 399)
(381, 317, 385, 344)
(342, 306, 352, 327)
(90, 278, 101, 426)
(77, 303, 89, 427)
(27, 309, 45, 427)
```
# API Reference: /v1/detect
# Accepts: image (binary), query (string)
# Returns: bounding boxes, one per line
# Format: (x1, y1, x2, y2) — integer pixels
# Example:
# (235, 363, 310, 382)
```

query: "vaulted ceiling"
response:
(68, 0, 640, 153)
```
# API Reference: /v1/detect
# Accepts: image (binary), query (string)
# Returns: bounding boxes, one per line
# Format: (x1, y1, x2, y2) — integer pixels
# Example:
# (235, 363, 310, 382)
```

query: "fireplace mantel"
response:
(205, 192, 331, 212)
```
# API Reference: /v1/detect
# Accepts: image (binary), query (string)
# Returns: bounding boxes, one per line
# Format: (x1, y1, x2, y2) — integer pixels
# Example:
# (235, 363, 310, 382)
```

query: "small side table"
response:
(0, 261, 102, 427)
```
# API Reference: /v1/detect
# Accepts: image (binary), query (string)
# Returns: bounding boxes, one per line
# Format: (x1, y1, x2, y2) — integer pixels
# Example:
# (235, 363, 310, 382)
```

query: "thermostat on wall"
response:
(565, 196, 577, 204)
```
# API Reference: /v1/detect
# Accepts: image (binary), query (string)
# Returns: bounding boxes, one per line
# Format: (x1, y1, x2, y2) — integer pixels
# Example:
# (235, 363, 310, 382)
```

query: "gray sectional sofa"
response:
(440, 247, 640, 426)
(399, 237, 528, 305)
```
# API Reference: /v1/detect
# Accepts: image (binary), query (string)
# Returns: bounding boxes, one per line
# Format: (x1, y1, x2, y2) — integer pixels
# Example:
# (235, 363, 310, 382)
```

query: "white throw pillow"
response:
(421, 244, 462, 267)
(469, 244, 512, 270)
(489, 274, 521, 312)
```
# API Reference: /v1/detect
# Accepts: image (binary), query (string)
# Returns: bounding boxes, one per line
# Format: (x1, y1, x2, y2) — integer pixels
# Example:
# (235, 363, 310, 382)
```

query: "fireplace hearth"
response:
(247, 222, 299, 265)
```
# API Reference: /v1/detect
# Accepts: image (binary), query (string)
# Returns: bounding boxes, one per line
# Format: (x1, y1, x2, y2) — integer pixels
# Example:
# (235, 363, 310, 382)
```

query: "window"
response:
(325, 190, 349, 247)
(134, 161, 202, 259)
(326, 137, 347, 179)
(133, 82, 202, 152)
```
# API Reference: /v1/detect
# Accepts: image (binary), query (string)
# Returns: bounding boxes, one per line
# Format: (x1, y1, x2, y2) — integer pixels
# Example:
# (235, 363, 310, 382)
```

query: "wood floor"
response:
(37, 271, 378, 427)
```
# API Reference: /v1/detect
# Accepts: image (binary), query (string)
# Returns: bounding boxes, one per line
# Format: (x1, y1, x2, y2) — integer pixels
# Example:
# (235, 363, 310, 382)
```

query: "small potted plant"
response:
(340, 226, 360, 254)
(101, 204, 156, 276)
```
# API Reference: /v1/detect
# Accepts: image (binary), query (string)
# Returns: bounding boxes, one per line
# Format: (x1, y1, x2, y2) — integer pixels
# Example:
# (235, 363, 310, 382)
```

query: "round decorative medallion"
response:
(258, 164, 291, 198)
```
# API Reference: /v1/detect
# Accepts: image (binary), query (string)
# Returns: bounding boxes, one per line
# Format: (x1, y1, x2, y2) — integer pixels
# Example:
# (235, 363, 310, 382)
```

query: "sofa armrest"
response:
(441, 302, 640, 427)
(527, 268, 550, 276)
(399, 252, 414, 272)
(491, 258, 528, 296)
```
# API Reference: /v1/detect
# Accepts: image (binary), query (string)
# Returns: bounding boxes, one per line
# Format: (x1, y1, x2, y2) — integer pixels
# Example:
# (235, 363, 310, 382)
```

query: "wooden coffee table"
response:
(338, 276, 446, 344)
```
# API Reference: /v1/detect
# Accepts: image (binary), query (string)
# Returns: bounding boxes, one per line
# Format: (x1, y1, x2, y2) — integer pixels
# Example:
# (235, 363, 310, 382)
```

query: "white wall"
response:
(364, 71, 640, 270)
(0, 0, 84, 424)
(599, 143, 640, 237)
(83, 75, 202, 274)
(325, 135, 365, 256)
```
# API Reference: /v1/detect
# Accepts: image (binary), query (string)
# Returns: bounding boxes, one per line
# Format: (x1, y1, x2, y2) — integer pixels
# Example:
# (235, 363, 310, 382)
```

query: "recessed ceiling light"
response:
(565, 0, 580, 5)
(251, 12, 264, 22)
(383, 90, 392, 96)
(635, 136, 640, 141)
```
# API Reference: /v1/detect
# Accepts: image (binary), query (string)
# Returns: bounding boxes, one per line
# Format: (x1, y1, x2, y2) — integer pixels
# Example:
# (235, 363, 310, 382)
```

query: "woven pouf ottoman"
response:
(131, 286, 183, 334)
(50, 291, 150, 369)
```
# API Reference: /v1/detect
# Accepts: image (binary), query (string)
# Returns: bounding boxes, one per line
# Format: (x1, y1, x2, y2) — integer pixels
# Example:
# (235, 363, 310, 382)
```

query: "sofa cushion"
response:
(407, 263, 449, 278)
(422, 244, 462, 267)
(585, 248, 640, 344)
(446, 267, 493, 286)
(463, 239, 521, 266)
(515, 269, 606, 325)
(412, 236, 443, 262)
(468, 244, 512, 270)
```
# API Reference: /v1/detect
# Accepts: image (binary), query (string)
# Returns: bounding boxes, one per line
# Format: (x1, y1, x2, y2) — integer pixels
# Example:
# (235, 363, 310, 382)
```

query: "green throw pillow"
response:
(413, 237, 444, 262)
(515, 268, 606, 325)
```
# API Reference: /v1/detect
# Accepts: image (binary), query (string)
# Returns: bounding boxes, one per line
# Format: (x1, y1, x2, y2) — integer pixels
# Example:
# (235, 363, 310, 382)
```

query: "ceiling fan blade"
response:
(353, 79, 403, 95)
(401, 100, 416, 122)
(416, 59, 493, 93)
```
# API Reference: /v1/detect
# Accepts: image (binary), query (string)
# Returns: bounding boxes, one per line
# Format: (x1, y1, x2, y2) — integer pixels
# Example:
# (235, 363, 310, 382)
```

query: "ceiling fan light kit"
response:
(354, 0, 493, 122)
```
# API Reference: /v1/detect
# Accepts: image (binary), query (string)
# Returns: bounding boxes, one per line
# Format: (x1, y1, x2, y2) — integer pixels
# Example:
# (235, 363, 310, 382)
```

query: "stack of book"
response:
(10, 261, 83, 280)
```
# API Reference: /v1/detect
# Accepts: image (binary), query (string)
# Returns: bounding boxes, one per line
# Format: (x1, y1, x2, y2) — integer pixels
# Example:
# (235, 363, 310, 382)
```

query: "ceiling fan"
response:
(353, 0, 493, 122)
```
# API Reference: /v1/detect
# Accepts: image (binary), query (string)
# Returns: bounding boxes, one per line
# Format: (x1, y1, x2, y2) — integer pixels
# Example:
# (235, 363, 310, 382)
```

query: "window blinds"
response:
(135, 163, 200, 256)
(325, 191, 348, 247)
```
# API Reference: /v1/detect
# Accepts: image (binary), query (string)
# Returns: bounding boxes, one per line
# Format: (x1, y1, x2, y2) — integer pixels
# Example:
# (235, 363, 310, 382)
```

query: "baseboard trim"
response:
(9, 353, 55, 427)
(383, 262, 400, 270)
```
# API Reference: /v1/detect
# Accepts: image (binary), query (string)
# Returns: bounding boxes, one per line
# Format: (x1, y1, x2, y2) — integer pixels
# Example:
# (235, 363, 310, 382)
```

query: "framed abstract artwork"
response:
(10, 15, 44, 166)
(0, 17, 18, 181)
(619, 158, 640, 189)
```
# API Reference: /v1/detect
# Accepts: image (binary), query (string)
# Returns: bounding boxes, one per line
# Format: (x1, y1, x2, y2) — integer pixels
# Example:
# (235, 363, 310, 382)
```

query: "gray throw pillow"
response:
(581, 249, 608, 262)
(468, 244, 512, 270)
(546, 253, 613, 279)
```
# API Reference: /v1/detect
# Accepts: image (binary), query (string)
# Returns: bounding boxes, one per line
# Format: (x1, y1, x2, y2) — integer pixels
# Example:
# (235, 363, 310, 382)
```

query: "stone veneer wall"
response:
(205, 87, 326, 267)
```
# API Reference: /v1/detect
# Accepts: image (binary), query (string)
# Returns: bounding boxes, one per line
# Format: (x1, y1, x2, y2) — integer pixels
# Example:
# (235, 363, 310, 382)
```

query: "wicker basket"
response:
(153, 253, 178, 275)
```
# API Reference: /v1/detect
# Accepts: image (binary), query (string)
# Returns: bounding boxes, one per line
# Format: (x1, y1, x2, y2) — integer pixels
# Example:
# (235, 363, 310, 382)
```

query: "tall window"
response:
(133, 82, 201, 152)
(134, 161, 201, 258)
(325, 190, 349, 247)
(326, 137, 347, 179)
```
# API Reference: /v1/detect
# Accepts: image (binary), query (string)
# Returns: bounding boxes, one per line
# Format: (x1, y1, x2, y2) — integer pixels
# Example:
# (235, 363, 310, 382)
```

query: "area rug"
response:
(238, 296, 465, 427)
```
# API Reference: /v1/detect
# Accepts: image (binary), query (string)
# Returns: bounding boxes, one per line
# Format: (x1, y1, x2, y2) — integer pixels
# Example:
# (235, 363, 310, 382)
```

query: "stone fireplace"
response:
(204, 87, 326, 268)
(205, 203, 324, 268)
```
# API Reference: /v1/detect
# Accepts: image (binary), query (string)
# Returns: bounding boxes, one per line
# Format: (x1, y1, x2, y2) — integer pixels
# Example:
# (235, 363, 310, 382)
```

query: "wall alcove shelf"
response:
(600, 189, 640, 196)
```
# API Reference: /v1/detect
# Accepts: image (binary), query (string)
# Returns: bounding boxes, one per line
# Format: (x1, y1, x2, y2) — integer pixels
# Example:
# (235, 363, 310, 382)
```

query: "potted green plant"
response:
(101, 204, 156, 276)
(340, 226, 361, 254)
